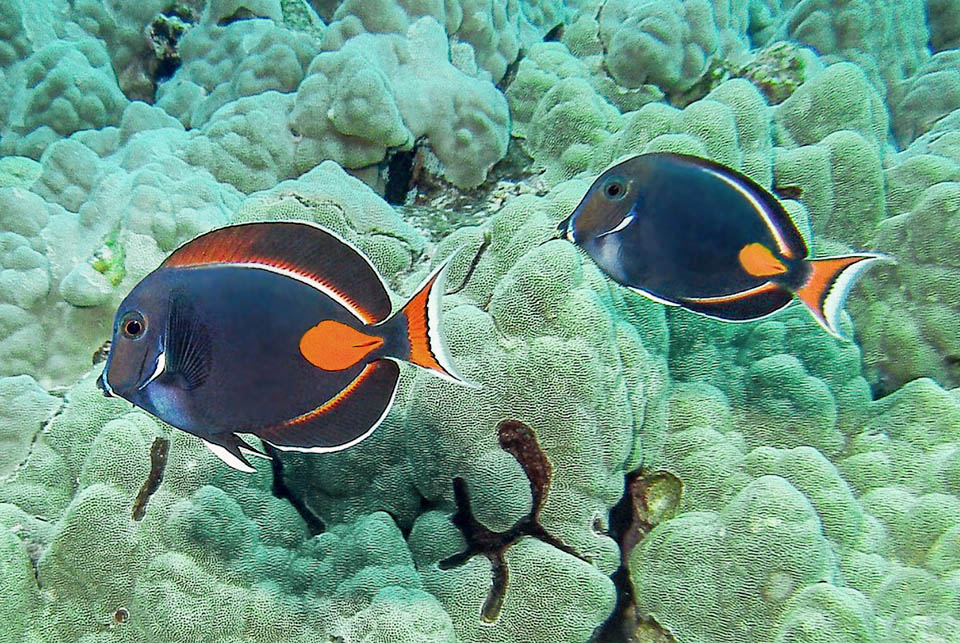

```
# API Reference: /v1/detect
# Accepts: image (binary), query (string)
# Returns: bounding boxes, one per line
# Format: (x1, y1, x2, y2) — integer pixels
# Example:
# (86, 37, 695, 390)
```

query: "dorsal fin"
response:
(163, 222, 393, 324)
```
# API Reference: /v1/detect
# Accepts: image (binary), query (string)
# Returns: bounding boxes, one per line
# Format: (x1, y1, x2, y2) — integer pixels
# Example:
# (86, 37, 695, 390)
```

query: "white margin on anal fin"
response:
(627, 286, 681, 307)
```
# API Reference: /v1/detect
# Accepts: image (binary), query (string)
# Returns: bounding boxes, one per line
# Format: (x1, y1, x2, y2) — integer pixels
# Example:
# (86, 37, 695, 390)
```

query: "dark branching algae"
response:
(131, 437, 170, 521)
(440, 419, 585, 623)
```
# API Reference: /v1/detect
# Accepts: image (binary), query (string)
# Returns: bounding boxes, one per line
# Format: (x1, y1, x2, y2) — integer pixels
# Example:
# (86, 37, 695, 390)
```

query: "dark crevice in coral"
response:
(870, 372, 900, 400)
(440, 419, 587, 623)
(543, 24, 564, 42)
(595, 1, 609, 60)
(592, 469, 682, 642)
(593, 468, 643, 642)
(264, 444, 325, 536)
(9, 386, 68, 484)
(386, 509, 412, 538)
(446, 231, 490, 296)
(153, 56, 180, 85)
(496, 49, 523, 92)
(217, 7, 265, 26)
(384, 148, 419, 205)
(29, 550, 42, 590)
(132, 437, 170, 521)
(393, 139, 544, 243)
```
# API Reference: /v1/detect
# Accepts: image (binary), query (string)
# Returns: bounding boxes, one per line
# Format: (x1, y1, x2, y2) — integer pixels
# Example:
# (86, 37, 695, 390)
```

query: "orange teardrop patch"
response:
(739, 242, 787, 277)
(300, 320, 384, 371)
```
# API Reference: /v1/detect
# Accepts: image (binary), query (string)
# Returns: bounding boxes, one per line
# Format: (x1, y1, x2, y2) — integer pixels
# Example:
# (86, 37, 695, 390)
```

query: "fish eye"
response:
(603, 179, 626, 200)
(120, 311, 146, 340)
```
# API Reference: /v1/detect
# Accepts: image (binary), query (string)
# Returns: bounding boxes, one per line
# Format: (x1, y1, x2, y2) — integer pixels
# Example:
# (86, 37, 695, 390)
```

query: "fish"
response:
(96, 221, 472, 472)
(556, 152, 891, 338)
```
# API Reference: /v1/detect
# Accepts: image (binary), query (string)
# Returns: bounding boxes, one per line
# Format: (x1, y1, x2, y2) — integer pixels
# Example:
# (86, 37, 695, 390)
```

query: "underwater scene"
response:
(0, 0, 959, 641)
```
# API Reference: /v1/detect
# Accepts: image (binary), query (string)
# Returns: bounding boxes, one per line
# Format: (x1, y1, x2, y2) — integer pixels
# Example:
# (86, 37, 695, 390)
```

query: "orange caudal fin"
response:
(794, 253, 893, 338)
(390, 256, 476, 387)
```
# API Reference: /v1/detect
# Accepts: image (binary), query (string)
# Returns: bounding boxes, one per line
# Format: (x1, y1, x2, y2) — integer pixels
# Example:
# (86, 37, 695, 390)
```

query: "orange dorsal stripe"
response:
(300, 320, 383, 371)
(793, 255, 865, 318)
(162, 224, 386, 324)
(739, 243, 787, 277)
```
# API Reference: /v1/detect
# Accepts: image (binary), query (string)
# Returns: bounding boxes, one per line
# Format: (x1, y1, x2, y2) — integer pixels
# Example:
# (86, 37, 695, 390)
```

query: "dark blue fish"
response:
(97, 222, 471, 472)
(557, 153, 889, 337)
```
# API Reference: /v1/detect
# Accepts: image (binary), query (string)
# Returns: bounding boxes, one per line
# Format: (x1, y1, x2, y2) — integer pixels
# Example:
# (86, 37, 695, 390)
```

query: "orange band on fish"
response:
(300, 320, 384, 371)
(270, 362, 381, 432)
(403, 272, 445, 373)
(738, 243, 787, 277)
(793, 255, 869, 323)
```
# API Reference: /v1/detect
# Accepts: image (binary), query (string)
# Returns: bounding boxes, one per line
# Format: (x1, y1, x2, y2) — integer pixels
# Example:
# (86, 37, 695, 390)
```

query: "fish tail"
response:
(389, 256, 476, 387)
(794, 253, 893, 338)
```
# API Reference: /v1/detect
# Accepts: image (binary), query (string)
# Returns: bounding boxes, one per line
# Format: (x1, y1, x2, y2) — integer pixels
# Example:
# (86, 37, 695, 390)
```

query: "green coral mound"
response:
(0, 372, 456, 642)
(631, 475, 840, 641)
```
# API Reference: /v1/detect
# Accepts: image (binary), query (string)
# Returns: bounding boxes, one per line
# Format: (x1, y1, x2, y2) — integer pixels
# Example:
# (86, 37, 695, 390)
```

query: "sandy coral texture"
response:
(0, 0, 958, 642)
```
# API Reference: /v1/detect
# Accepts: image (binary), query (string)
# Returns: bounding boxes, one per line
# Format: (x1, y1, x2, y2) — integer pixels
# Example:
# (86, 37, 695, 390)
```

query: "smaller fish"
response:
(98, 221, 473, 472)
(557, 153, 891, 337)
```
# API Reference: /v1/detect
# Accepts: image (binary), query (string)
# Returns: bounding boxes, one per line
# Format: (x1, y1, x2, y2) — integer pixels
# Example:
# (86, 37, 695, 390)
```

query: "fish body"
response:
(98, 222, 470, 472)
(558, 153, 889, 336)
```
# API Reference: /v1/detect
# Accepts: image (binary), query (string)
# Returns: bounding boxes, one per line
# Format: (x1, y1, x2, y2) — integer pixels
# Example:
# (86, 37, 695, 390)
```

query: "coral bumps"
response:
(0, 0, 959, 642)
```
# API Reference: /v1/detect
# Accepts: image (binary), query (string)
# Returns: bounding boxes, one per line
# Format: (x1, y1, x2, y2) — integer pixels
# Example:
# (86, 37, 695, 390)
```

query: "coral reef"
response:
(0, 1, 957, 642)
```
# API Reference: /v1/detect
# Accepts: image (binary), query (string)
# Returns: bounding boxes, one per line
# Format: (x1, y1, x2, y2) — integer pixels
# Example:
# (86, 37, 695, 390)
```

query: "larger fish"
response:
(557, 153, 889, 337)
(97, 221, 471, 472)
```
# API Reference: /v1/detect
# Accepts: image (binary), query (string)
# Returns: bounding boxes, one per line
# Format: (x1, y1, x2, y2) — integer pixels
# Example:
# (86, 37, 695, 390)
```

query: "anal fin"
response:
(255, 359, 401, 453)
(680, 281, 793, 322)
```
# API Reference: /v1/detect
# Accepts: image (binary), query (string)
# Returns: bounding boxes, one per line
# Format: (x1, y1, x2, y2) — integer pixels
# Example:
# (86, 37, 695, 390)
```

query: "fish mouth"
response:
(545, 216, 574, 245)
(555, 215, 575, 243)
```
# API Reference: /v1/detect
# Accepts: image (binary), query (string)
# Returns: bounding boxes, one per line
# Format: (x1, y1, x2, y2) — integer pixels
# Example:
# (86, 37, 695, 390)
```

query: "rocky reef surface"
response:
(0, 0, 959, 641)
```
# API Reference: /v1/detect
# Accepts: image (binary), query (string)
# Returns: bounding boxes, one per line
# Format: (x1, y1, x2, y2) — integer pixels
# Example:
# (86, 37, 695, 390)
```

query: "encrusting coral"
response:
(0, 1, 958, 642)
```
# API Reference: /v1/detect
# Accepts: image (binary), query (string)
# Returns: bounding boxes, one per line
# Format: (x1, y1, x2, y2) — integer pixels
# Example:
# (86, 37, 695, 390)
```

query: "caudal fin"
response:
(389, 257, 475, 387)
(795, 253, 892, 339)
